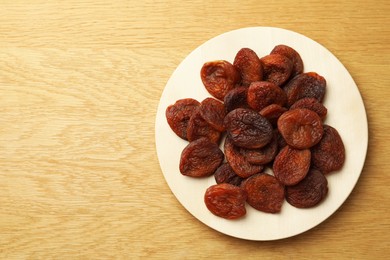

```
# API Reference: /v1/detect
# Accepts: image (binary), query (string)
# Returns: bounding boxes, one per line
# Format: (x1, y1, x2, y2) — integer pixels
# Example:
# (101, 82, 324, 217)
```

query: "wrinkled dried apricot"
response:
(286, 169, 328, 208)
(259, 104, 288, 127)
(224, 136, 263, 178)
(199, 97, 226, 132)
(224, 108, 273, 149)
(201, 60, 240, 100)
(223, 86, 249, 113)
(247, 81, 287, 111)
(238, 133, 278, 165)
(187, 109, 221, 143)
(166, 98, 200, 140)
(311, 125, 345, 173)
(283, 72, 326, 107)
(204, 183, 247, 219)
(260, 54, 293, 86)
(179, 137, 224, 177)
(270, 44, 304, 77)
(290, 97, 327, 120)
(273, 145, 311, 186)
(214, 162, 244, 186)
(241, 173, 285, 213)
(278, 108, 323, 149)
(233, 48, 263, 86)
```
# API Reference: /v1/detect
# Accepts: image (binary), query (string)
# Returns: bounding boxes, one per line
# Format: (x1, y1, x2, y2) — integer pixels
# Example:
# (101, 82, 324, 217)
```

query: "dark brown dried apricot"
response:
(277, 108, 323, 149)
(259, 104, 288, 127)
(187, 109, 221, 143)
(214, 162, 244, 186)
(290, 97, 327, 120)
(270, 44, 304, 77)
(241, 173, 285, 213)
(273, 145, 311, 186)
(224, 108, 273, 149)
(204, 183, 247, 219)
(311, 125, 345, 173)
(233, 48, 263, 86)
(179, 137, 224, 177)
(199, 97, 226, 132)
(247, 81, 287, 111)
(238, 133, 278, 165)
(283, 72, 326, 107)
(200, 60, 240, 100)
(224, 136, 263, 178)
(166, 98, 200, 140)
(223, 86, 249, 113)
(260, 54, 293, 86)
(286, 169, 328, 208)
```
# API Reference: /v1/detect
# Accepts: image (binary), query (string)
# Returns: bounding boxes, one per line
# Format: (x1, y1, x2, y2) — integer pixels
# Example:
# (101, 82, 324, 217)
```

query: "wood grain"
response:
(0, 0, 389, 259)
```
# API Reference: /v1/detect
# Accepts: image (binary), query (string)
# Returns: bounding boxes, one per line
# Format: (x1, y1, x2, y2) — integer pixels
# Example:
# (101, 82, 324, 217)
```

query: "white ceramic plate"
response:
(155, 27, 368, 241)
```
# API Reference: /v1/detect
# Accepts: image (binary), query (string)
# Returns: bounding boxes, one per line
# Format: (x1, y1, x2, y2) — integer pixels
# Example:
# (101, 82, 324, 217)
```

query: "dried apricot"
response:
(204, 183, 247, 219)
(283, 72, 326, 107)
(233, 48, 263, 86)
(224, 136, 263, 178)
(260, 54, 293, 86)
(270, 44, 304, 77)
(277, 108, 323, 149)
(187, 109, 221, 143)
(286, 169, 328, 208)
(290, 97, 327, 120)
(201, 60, 240, 100)
(199, 97, 226, 132)
(239, 133, 278, 165)
(214, 163, 244, 186)
(224, 108, 273, 149)
(311, 125, 345, 173)
(166, 98, 200, 140)
(179, 137, 224, 177)
(273, 145, 311, 186)
(247, 81, 287, 111)
(259, 104, 288, 127)
(223, 86, 249, 113)
(241, 173, 285, 213)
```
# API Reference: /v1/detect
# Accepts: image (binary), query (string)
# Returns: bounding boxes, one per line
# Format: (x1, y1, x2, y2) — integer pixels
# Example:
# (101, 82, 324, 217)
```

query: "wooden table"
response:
(1, 1, 389, 258)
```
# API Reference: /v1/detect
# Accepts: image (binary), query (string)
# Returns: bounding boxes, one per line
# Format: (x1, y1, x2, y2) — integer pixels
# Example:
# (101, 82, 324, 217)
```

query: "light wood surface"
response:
(0, 1, 389, 259)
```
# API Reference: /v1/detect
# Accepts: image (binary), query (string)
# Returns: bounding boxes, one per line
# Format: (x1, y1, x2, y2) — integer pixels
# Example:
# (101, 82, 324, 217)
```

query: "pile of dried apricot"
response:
(166, 44, 345, 220)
